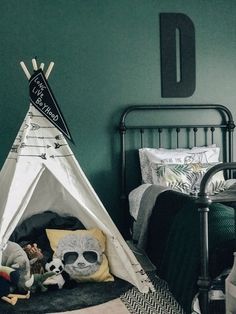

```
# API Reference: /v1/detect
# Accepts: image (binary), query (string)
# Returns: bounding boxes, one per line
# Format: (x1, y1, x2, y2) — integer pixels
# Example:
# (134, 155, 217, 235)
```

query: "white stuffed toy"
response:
(44, 258, 65, 289)
(2, 241, 32, 291)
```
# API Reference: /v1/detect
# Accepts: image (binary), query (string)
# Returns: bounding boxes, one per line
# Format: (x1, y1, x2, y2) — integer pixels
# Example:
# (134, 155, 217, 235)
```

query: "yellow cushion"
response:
(46, 228, 114, 282)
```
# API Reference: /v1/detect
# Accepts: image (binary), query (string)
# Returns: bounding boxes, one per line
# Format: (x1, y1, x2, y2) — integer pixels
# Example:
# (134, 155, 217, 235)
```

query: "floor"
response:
(50, 298, 129, 314)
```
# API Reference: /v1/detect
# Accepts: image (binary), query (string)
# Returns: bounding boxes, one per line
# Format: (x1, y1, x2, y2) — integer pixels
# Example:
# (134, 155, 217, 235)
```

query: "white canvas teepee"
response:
(0, 60, 153, 293)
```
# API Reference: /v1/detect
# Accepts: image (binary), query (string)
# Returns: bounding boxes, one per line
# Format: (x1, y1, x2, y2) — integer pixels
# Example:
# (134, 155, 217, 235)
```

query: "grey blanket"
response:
(211, 181, 236, 202)
(132, 185, 169, 250)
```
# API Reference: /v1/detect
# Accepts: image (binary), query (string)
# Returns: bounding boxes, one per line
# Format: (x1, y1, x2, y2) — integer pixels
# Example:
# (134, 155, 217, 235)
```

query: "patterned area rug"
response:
(121, 242, 185, 314)
(120, 273, 185, 314)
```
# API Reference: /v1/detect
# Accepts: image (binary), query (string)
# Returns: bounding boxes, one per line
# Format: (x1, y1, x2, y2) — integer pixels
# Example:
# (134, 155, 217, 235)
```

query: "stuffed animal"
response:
(0, 266, 30, 305)
(26, 272, 56, 293)
(44, 258, 65, 289)
(23, 243, 44, 274)
(2, 241, 31, 290)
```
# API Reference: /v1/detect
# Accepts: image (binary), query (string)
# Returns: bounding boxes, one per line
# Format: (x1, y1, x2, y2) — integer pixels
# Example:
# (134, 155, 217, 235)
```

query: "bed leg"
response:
(197, 275, 210, 314)
(197, 202, 211, 314)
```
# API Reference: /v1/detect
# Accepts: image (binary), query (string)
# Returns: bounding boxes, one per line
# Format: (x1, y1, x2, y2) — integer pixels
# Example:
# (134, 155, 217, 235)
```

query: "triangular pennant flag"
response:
(29, 69, 73, 141)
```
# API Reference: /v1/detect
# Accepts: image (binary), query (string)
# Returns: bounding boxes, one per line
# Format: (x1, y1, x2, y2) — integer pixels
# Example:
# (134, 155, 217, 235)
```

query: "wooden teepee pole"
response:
(20, 61, 31, 80)
(32, 58, 38, 71)
(45, 62, 54, 79)
(20, 59, 54, 80)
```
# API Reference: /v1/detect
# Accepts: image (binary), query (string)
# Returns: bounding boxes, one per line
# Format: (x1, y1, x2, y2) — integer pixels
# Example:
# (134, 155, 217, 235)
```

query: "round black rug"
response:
(0, 278, 132, 314)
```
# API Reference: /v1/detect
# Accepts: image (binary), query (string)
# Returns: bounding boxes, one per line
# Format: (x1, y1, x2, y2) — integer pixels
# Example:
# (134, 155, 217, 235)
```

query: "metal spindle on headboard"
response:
(210, 127, 215, 145)
(204, 128, 208, 146)
(140, 129, 144, 148)
(193, 127, 198, 146)
(176, 128, 180, 148)
(158, 128, 162, 148)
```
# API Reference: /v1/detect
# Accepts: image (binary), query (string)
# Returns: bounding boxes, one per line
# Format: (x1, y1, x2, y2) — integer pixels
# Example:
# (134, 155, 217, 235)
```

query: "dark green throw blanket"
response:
(146, 190, 235, 313)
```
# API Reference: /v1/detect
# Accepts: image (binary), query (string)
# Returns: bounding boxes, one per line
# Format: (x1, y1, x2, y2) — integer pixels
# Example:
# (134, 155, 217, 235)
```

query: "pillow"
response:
(150, 162, 225, 195)
(139, 146, 220, 184)
(45, 228, 114, 282)
(190, 162, 226, 194)
(150, 163, 193, 193)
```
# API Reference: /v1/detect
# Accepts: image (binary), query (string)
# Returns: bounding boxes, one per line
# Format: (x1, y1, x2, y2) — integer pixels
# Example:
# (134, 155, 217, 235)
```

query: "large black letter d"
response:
(160, 13, 196, 97)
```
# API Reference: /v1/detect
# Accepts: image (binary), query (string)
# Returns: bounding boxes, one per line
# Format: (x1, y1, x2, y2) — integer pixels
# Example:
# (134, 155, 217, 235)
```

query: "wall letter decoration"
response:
(160, 13, 196, 97)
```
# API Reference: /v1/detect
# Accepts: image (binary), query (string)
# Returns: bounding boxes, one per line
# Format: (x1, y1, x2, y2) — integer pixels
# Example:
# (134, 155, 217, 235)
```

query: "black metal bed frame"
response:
(119, 104, 236, 314)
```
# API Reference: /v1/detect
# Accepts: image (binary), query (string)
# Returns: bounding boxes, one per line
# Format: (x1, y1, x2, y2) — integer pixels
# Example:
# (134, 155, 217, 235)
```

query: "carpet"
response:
(51, 298, 130, 314)
(0, 278, 132, 314)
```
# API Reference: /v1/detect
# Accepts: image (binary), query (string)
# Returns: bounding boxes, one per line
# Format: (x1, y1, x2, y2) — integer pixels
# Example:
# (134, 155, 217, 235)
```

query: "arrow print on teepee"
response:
(16, 135, 22, 142)
(11, 145, 19, 153)
(19, 153, 47, 159)
(20, 142, 51, 149)
(55, 135, 63, 140)
(30, 123, 55, 131)
(26, 134, 63, 140)
(54, 142, 67, 149)
(50, 154, 73, 159)
(28, 111, 44, 119)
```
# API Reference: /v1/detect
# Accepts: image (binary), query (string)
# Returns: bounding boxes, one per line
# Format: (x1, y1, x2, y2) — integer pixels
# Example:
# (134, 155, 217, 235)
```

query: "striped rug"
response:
(120, 273, 185, 314)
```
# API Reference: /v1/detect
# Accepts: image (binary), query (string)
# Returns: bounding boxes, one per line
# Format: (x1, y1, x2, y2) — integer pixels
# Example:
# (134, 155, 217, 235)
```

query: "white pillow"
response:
(150, 162, 225, 195)
(150, 163, 193, 193)
(139, 146, 220, 184)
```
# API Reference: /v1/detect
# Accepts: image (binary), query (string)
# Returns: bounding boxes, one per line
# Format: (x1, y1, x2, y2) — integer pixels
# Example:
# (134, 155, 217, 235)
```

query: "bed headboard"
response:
(119, 104, 235, 203)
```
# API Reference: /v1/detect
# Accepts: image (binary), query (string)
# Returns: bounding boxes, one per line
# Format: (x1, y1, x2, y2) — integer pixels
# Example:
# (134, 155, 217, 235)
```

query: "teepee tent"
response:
(0, 60, 153, 293)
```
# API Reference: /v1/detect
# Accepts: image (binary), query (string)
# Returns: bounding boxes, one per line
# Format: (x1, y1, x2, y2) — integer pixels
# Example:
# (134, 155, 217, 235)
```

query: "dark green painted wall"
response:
(1, 0, 236, 230)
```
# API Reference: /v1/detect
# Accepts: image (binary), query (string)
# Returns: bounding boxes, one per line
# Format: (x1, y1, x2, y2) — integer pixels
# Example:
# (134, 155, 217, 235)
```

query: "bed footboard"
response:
(196, 162, 236, 314)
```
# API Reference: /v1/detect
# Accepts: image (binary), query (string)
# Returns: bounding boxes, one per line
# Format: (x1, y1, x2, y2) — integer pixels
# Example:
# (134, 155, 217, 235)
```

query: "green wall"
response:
(1, 0, 236, 230)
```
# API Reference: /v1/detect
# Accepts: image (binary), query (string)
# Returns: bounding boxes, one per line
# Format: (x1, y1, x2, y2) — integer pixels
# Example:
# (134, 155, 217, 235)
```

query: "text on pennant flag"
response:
(29, 69, 72, 141)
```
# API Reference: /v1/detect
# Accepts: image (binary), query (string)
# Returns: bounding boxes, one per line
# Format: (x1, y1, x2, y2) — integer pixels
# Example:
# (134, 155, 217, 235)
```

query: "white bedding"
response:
(128, 184, 151, 220)
(129, 179, 236, 221)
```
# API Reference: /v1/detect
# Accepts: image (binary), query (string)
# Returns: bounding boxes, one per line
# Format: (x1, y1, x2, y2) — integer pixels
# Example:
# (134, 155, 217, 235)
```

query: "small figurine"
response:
(44, 258, 65, 289)
(0, 266, 30, 305)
